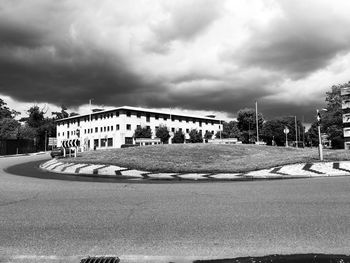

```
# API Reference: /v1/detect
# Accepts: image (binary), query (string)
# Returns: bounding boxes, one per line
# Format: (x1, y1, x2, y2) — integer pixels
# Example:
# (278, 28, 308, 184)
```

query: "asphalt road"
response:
(1, 154, 350, 262)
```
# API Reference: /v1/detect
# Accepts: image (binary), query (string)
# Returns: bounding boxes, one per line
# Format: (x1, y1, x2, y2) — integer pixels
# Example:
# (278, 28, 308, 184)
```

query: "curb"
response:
(39, 159, 350, 181)
(0, 152, 47, 158)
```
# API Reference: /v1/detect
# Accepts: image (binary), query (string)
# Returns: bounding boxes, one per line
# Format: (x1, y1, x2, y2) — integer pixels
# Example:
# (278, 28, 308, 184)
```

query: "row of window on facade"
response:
(58, 124, 217, 137)
(58, 110, 218, 127)
(93, 138, 113, 148)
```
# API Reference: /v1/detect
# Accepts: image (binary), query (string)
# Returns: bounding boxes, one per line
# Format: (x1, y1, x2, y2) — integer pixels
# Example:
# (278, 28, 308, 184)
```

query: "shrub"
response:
(172, 130, 185, 143)
(156, 125, 170, 144)
(189, 129, 203, 143)
(134, 126, 152, 138)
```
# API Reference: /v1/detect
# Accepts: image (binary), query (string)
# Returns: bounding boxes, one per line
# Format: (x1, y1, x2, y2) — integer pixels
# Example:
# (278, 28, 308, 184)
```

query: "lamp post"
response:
(317, 109, 323, 161)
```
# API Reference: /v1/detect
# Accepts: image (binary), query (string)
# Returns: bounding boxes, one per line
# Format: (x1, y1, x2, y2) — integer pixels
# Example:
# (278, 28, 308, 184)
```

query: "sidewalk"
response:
(40, 159, 350, 181)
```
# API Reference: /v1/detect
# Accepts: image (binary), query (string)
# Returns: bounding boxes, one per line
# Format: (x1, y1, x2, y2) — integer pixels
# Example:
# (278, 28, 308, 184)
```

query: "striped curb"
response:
(39, 159, 350, 181)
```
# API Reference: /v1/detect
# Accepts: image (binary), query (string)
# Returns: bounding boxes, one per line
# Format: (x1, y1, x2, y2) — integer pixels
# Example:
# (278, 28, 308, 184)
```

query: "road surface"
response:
(1, 154, 350, 262)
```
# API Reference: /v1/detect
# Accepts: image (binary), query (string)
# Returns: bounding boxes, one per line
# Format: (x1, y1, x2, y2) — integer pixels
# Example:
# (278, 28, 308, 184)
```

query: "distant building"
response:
(341, 87, 350, 149)
(55, 106, 223, 149)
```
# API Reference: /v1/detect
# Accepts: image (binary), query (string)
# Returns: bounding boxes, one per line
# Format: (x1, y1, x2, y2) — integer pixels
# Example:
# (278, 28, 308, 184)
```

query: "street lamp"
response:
(317, 109, 327, 161)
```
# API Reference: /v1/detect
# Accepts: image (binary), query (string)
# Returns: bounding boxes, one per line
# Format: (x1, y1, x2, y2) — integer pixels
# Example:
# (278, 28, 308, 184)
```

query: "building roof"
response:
(55, 105, 223, 122)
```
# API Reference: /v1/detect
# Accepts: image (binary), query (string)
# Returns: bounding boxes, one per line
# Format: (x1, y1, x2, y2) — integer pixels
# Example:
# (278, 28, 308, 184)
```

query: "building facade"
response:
(341, 87, 350, 149)
(56, 106, 223, 149)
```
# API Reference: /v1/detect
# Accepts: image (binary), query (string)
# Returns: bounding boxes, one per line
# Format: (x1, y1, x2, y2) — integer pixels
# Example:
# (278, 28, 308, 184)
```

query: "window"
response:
(137, 112, 141, 118)
(163, 116, 167, 121)
(127, 124, 131, 130)
(95, 127, 98, 133)
(111, 126, 113, 131)
(94, 139, 99, 148)
(101, 138, 106, 147)
(186, 129, 189, 133)
(137, 125, 141, 129)
(125, 137, 133, 144)
(84, 129, 86, 134)
(199, 122, 202, 127)
(146, 114, 150, 122)
(155, 126, 159, 131)
(126, 111, 131, 117)
(146, 126, 150, 130)
(95, 115, 98, 120)
(155, 114, 159, 120)
(171, 116, 175, 121)
(107, 126, 110, 132)
(116, 124, 120, 130)
(193, 119, 196, 124)
(186, 119, 189, 123)
(115, 111, 119, 117)
(107, 138, 113, 147)
(58, 132, 60, 137)
(179, 128, 182, 132)
(100, 127, 103, 132)
(104, 127, 106, 132)
(171, 128, 175, 132)
(63, 132, 65, 136)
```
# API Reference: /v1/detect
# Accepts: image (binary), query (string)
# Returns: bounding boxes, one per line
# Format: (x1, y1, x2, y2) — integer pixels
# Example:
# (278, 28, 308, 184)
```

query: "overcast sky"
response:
(1, 0, 350, 122)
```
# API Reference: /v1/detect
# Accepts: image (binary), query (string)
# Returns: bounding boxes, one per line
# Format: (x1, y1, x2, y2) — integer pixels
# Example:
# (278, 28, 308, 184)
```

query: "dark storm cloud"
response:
(0, 45, 157, 106)
(0, 1, 159, 107)
(0, 0, 348, 122)
(229, 1, 350, 79)
(144, 0, 222, 53)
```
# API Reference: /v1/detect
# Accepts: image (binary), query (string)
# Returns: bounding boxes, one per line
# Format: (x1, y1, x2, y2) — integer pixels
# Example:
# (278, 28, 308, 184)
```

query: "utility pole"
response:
(255, 101, 259, 143)
(44, 130, 47, 152)
(302, 115, 305, 147)
(295, 116, 298, 148)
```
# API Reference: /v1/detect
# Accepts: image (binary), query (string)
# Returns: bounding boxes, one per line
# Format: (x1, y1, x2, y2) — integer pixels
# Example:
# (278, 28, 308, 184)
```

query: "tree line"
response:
(0, 81, 348, 150)
(0, 102, 77, 151)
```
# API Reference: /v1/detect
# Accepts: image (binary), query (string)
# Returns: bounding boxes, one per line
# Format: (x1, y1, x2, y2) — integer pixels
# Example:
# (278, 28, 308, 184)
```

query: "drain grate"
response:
(80, 256, 120, 263)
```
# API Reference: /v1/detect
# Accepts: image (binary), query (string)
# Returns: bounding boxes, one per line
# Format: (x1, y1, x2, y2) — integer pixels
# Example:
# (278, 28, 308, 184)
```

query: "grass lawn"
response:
(61, 144, 350, 173)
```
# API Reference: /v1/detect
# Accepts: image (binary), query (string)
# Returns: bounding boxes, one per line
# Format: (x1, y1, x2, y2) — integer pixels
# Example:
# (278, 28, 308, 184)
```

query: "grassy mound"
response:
(63, 144, 350, 173)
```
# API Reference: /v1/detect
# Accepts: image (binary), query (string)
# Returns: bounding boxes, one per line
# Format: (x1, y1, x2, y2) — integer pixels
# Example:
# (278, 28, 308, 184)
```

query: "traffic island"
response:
(40, 158, 350, 181)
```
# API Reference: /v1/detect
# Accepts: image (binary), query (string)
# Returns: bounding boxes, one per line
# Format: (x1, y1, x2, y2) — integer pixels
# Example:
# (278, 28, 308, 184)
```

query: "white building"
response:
(56, 106, 223, 149)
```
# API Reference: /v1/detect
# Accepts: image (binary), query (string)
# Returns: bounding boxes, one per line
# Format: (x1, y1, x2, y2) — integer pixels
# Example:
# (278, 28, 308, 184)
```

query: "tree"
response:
(18, 124, 37, 140)
(215, 121, 241, 139)
(305, 122, 319, 147)
(172, 130, 185, 144)
(26, 106, 45, 128)
(0, 98, 20, 119)
(237, 108, 264, 143)
(52, 105, 69, 120)
(0, 118, 20, 139)
(261, 117, 303, 146)
(133, 126, 152, 138)
(306, 81, 350, 149)
(321, 83, 346, 148)
(204, 131, 213, 141)
(189, 129, 203, 143)
(156, 125, 170, 144)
